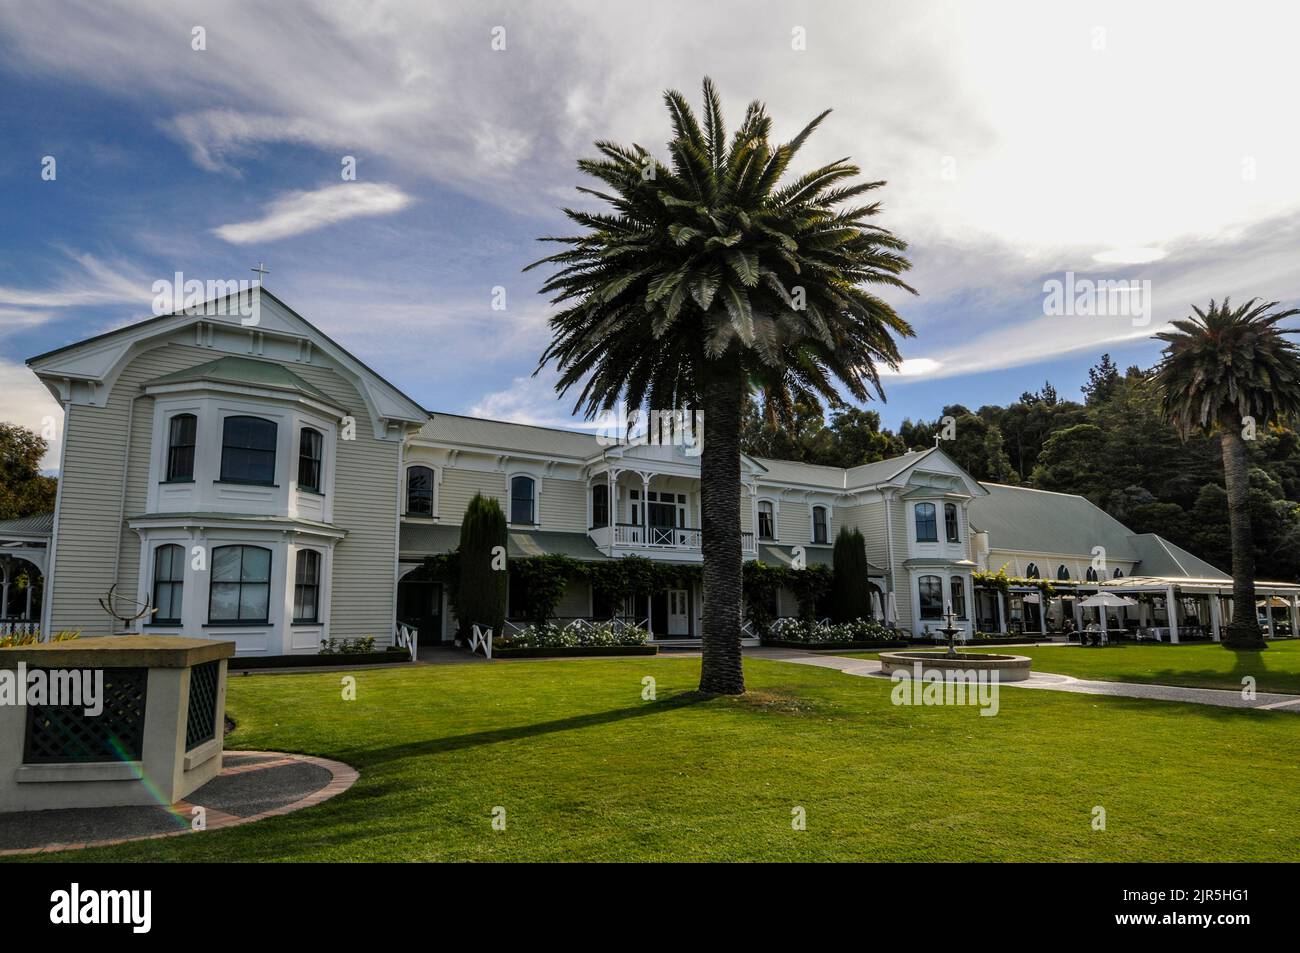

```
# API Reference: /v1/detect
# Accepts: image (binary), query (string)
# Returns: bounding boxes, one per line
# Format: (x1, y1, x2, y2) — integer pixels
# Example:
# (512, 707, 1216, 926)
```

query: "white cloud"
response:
(0, 359, 63, 471)
(468, 370, 591, 428)
(213, 183, 413, 244)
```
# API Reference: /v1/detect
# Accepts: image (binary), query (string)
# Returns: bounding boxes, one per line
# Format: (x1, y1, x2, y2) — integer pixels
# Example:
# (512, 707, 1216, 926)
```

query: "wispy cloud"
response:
(213, 183, 414, 244)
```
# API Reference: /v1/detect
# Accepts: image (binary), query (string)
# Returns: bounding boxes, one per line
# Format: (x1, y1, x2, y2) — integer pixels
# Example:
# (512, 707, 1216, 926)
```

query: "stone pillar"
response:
(1166, 585, 1180, 643)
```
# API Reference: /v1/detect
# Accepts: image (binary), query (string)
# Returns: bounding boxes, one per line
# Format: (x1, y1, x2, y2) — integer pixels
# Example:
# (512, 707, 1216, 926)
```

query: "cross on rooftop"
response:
(251, 261, 270, 284)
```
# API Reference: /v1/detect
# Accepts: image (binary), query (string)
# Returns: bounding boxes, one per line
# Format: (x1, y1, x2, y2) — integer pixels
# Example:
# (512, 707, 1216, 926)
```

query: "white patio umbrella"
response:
(1078, 592, 1139, 608)
(886, 591, 899, 624)
(870, 590, 884, 620)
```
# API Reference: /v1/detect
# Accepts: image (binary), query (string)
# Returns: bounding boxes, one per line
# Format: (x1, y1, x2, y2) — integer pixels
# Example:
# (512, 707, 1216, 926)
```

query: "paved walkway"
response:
(746, 647, 1300, 712)
(0, 751, 358, 856)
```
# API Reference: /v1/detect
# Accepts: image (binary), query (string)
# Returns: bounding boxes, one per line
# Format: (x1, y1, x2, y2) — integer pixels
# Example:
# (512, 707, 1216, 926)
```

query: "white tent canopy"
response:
(1079, 592, 1139, 608)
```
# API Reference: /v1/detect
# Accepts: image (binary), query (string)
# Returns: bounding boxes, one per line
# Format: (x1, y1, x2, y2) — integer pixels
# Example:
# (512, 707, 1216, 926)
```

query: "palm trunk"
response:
(1220, 427, 1264, 649)
(698, 361, 746, 694)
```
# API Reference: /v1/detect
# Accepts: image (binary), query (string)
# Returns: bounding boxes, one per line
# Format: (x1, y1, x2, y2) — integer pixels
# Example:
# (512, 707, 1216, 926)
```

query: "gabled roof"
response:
(969, 483, 1141, 560)
(26, 287, 428, 426)
(414, 413, 601, 459)
(143, 356, 334, 404)
(1127, 534, 1229, 580)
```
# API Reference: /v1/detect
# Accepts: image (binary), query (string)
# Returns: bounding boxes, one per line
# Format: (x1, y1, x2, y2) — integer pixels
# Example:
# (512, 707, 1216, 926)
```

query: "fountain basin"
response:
(879, 650, 1032, 682)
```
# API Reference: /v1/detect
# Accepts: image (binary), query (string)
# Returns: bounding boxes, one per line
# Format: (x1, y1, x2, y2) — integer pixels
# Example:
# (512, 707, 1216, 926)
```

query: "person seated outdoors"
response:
(1083, 620, 1102, 647)
(1061, 617, 1077, 642)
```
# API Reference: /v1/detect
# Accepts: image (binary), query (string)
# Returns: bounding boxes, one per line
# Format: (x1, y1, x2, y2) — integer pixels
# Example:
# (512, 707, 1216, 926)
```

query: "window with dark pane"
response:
(298, 427, 323, 493)
(166, 413, 197, 481)
(220, 416, 277, 484)
(915, 503, 938, 542)
(293, 549, 321, 623)
(152, 544, 185, 623)
(407, 466, 434, 516)
(510, 475, 535, 524)
(209, 545, 272, 623)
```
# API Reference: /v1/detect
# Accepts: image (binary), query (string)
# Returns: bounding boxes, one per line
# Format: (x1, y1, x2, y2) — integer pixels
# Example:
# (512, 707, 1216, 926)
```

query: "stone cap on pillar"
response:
(0, 635, 236, 669)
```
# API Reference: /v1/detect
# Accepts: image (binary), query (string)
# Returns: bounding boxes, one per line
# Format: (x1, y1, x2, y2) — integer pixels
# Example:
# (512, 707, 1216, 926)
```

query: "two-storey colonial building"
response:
(16, 288, 1300, 654)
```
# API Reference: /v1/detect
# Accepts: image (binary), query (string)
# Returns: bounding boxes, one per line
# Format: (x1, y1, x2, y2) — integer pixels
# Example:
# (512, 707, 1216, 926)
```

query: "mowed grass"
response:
(9, 656, 1300, 862)
(848, 640, 1300, 695)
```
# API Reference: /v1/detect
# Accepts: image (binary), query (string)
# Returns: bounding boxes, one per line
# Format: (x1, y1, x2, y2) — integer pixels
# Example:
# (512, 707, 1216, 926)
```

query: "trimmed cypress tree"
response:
(831, 527, 872, 622)
(456, 493, 508, 639)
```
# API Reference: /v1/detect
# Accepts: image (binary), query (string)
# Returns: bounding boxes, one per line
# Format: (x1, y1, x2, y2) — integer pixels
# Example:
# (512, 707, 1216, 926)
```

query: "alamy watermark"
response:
(151, 272, 260, 324)
(1043, 271, 1151, 327)
(0, 664, 104, 716)
(890, 663, 1000, 716)
(595, 407, 703, 456)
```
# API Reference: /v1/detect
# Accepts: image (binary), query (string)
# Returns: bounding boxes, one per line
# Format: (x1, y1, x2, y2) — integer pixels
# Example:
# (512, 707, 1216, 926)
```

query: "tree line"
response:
(741, 353, 1300, 583)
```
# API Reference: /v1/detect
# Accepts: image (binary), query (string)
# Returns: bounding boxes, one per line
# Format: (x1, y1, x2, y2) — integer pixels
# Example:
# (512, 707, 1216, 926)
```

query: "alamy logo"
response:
(151, 272, 259, 323)
(1042, 271, 1152, 327)
(595, 407, 704, 456)
(890, 663, 1001, 716)
(0, 664, 103, 716)
(49, 883, 151, 933)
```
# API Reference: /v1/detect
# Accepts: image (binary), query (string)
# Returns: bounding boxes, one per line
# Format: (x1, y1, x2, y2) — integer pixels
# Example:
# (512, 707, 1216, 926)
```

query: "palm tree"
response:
(527, 78, 914, 693)
(1152, 298, 1300, 649)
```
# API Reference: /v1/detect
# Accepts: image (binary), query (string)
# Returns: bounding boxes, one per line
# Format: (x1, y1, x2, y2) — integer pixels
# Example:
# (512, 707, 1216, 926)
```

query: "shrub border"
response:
(761, 639, 909, 650)
(493, 645, 659, 659)
(231, 649, 410, 670)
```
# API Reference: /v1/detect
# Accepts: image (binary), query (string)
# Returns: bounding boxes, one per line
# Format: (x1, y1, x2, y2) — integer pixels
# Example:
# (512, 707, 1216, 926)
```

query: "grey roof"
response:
(969, 484, 1141, 560)
(749, 448, 935, 491)
(0, 512, 54, 538)
(415, 414, 601, 459)
(1127, 534, 1229, 580)
(399, 522, 607, 560)
(844, 449, 934, 489)
(755, 542, 884, 574)
(750, 458, 849, 489)
(143, 356, 335, 404)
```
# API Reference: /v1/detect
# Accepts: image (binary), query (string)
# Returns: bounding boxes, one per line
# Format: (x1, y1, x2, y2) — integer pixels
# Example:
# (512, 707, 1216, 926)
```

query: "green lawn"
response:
(844, 640, 1300, 695)
(10, 656, 1300, 862)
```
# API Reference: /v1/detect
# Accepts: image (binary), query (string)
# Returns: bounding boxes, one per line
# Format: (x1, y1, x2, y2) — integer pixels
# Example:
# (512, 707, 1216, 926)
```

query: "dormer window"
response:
(165, 414, 197, 482)
(915, 503, 938, 542)
(407, 466, 434, 517)
(298, 427, 323, 493)
(1113, 568, 1124, 579)
(220, 416, 277, 485)
(1057, 565, 1071, 581)
(510, 475, 536, 525)
(812, 505, 828, 544)
(758, 500, 775, 540)
(1026, 563, 1039, 579)
(944, 503, 960, 543)
(1085, 566, 1098, 582)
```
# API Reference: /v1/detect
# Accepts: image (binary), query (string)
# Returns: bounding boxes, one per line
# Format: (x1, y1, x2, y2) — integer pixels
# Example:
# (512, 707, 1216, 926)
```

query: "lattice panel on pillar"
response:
(185, 660, 220, 751)
(23, 667, 148, 763)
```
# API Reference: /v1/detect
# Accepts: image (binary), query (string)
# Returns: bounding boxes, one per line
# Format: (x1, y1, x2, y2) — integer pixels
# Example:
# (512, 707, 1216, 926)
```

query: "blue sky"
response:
(3, 0, 1298, 468)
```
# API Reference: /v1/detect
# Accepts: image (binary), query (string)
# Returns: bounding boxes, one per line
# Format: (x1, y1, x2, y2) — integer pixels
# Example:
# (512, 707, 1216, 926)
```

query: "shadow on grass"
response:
(341, 690, 712, 767)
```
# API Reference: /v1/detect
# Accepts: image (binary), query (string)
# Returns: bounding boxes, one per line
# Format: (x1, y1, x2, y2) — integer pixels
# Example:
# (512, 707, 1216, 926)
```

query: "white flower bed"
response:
(500, 619, 650, 649)
(766, 617, 895, 643)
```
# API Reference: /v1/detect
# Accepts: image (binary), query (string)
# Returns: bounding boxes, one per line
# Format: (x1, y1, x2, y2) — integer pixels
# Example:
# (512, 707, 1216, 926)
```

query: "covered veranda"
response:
(0, 513, 52, 637)
(972, 574, 1300, 643)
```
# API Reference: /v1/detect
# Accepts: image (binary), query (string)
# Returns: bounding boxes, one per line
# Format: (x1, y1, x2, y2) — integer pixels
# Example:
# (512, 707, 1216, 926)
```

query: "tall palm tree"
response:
(1152, 298, 1300, 649)
(528, 78, 914, 693)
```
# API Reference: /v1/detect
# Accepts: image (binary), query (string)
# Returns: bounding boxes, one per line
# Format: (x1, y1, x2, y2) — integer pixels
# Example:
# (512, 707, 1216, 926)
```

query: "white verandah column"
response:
(1209, 591, 1222, 642)
(996, 590, 1006, 634)
(1265, 591, 1276, 639)
(1166, 585, 1180, 643)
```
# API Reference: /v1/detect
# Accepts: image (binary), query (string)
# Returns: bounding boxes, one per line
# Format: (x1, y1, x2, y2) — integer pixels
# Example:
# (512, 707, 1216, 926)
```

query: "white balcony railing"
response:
(601, 523, 757, 555)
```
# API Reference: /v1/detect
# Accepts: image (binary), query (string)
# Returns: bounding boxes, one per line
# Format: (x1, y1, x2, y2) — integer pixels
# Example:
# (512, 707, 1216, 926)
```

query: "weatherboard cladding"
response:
(48, 344, 400, 644)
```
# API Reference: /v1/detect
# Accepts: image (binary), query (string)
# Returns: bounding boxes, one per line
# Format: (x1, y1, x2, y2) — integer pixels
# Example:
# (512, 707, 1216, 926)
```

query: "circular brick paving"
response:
(0, 750, 358, 856)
